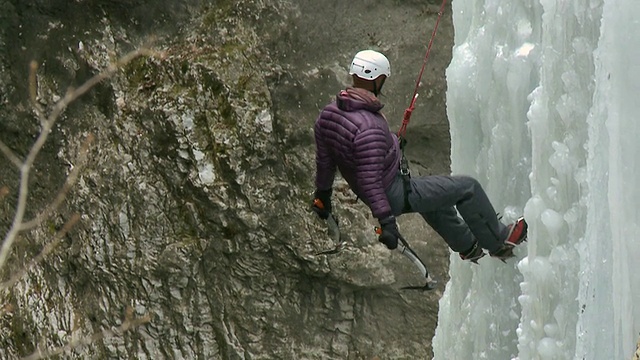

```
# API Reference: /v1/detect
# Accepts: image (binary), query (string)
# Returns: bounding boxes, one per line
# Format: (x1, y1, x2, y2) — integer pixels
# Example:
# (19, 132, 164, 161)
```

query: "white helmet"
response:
(349, 50, 391, 80)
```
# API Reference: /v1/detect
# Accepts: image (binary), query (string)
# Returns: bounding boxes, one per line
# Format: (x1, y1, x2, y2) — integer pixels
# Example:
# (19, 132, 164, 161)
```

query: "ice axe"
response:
(311, 199, 437, 290)
(376, 227, 438, 291)
(312, 199, 347, 255)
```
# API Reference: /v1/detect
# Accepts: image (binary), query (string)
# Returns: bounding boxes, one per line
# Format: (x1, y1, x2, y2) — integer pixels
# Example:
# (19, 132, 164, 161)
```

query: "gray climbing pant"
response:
(385, 173, 508, 254)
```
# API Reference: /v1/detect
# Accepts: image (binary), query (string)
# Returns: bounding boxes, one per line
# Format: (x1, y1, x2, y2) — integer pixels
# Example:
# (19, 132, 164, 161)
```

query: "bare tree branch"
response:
(45, 48, 158, 127)
(0, 213, 80, 292)
(20, 135, 94, 231)
(0, 47, 156, 271)
(0, 45, 160, 360)
(21, 308, 151, 360)
(0, 140, 22, 167)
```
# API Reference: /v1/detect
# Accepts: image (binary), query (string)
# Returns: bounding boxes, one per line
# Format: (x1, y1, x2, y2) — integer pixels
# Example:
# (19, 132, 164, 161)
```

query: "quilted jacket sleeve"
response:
(353, 128, 392, 220)
(314, 121, 336, 191)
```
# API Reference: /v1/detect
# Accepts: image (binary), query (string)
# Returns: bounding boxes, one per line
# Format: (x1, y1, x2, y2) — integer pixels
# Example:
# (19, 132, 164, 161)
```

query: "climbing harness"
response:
(390, 0, 448, 289)
(397, 0, 449, 215)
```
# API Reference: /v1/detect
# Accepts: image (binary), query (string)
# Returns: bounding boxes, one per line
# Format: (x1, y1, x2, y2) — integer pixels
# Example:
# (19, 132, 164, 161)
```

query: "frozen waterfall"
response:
(432, 0, 640, 359)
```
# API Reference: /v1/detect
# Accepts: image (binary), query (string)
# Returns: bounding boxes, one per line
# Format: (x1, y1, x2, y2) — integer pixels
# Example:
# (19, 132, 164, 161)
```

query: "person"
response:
(310, 49, 527, 262)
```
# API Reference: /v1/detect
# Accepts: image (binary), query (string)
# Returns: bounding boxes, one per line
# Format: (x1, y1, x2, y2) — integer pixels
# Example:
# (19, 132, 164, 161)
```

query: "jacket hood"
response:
(336, 87, 385, 113)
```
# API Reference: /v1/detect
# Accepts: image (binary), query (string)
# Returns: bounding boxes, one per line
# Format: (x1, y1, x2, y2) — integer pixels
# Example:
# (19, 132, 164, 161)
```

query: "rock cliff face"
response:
(0, 1, 453, 358)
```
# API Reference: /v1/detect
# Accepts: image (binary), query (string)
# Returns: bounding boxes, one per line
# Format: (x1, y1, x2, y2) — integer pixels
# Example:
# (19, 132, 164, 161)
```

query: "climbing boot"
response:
(490, 245, 516, 261)
(504, 217, 528, 247)
(459, 240, 485, 264)
(490, 217, 528, 262)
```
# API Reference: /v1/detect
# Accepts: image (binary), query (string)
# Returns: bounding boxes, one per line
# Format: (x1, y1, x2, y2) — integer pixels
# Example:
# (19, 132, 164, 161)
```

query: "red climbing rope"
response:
(397, 0, 449, 139)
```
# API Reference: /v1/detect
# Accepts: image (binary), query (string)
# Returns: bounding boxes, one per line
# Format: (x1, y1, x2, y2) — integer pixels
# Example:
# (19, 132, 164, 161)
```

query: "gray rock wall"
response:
(0, 1, 453, 358)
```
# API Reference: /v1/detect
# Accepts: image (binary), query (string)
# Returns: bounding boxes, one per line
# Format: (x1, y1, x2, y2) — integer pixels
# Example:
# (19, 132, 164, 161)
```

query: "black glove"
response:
(311, 189, 332, 220)
(378, 216, 400, 250)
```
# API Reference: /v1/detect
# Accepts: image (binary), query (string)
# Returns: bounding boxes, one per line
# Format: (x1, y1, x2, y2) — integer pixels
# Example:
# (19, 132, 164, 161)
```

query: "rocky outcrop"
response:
(0, 1, 453, 358)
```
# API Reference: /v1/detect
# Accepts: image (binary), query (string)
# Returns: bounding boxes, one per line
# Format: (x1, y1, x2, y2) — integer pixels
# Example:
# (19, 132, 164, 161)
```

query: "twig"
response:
(0, 214, 80, 292)
(0, 46, 158, 360)
(0, 140, 22, 167)
(20, 135, 93, 231)
(0, 47, 155, 271)
(45, 49, 157, 127)
(21, 310, 151, 360)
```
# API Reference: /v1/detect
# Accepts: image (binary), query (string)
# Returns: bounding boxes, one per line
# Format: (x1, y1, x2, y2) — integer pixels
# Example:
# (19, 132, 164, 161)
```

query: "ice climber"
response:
(310, 49, 527, 262)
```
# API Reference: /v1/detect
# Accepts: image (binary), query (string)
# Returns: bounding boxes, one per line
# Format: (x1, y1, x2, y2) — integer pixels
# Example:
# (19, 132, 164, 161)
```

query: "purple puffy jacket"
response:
(314, 88, 401, 220)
